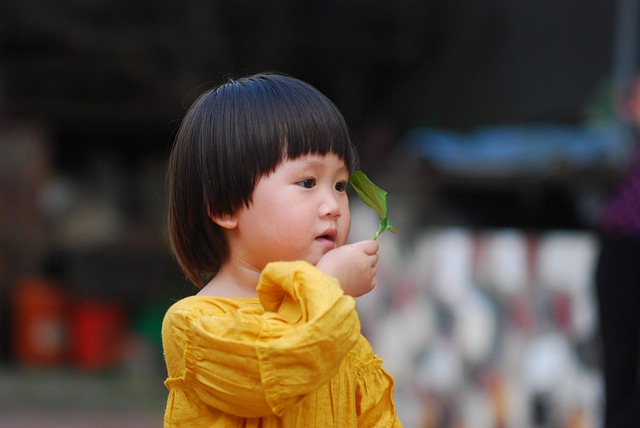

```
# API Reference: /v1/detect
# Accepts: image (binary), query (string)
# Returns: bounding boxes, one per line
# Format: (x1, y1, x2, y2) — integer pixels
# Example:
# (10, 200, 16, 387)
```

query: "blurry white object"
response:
(460, 386, 494, 428)
(377, 230, 404, 279)
(406, 230, 437, 291)
(415, 338, 464, 396)
(572, 289, 598, 341)
(373, 294, 437, 385)
(452, 288, 497, 366)
(536, 232, 598, 294)
(476, 229, 529, 296)
(503, 375, 531, 428)
(536, 232, 599, 339)
(427, 228, 475, 306)
(522, 333, 574, 394)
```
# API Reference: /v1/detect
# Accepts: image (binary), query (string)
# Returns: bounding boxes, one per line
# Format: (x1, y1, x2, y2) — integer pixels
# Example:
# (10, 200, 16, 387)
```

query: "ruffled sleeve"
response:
(163, 260, 361, 418)
(350, 341, 402, 427)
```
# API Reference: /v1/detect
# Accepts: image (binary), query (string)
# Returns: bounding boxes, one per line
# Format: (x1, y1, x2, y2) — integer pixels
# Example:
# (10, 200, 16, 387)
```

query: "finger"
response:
(371, 253, 379, 267)
(356, 239, 379, 255)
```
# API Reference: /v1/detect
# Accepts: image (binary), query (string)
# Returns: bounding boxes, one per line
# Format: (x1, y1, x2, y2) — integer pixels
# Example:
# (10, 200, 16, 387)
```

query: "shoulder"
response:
(162, 295, 264, 358)
(163, 296, 260, 328)
(163, 296, 212, 321)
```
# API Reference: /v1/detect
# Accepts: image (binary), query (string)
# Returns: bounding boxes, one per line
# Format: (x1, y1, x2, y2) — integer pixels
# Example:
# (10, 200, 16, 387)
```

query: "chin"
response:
(306, 258, 321, 266)
(304, 253, 323, 266)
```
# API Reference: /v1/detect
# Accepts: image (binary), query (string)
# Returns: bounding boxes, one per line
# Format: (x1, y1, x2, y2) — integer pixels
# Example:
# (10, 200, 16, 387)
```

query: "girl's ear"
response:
(208, 211, 238, 230)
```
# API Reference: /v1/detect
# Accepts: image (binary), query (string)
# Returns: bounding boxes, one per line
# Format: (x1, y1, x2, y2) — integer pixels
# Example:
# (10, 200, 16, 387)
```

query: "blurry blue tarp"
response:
(403, 124, 628, 176)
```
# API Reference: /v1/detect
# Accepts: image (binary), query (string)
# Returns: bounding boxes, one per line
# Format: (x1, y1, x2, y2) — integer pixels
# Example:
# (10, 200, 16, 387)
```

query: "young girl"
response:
(162, 72, 402, 427)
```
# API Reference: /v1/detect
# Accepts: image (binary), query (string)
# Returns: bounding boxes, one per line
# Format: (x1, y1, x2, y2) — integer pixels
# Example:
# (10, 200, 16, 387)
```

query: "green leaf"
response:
(349, 170, 397, 240)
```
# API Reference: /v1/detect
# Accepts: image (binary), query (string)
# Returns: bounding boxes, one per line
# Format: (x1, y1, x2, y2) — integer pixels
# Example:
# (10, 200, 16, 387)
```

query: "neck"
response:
(198, 259, 261, 298)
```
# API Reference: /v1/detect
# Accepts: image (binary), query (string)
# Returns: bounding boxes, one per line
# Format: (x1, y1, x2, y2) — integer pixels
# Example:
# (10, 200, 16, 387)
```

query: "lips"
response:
(316, 228, 338, 249)
(317, 228, 337, 241)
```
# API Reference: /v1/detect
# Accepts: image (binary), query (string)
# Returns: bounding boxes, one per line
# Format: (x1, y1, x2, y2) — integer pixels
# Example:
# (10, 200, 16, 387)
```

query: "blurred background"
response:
(0, 0, 636, 427)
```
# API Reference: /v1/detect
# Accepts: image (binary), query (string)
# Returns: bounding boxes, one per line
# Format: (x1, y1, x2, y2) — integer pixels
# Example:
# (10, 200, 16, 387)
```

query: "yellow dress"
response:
(162, 260, 402, 427)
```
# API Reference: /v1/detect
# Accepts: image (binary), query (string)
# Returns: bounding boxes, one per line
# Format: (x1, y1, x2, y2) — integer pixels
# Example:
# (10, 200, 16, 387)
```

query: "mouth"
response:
(316, 228, 338, 246)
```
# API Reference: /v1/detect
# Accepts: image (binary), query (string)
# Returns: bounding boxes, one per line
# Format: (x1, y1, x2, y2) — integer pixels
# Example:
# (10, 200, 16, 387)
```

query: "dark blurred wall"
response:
(0, 0, 622, 363)
(1, 1, 616, 139)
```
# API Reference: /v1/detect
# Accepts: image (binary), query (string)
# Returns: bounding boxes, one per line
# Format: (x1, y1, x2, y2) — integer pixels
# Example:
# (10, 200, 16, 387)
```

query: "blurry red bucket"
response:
(69, 299, 125, 371)
(12, 277, 67, 367)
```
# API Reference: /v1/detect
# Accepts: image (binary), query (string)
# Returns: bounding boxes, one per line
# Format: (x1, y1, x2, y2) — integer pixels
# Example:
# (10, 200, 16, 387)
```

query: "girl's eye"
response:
(297, 178, 316, 189)
(335, 181, 347, 192)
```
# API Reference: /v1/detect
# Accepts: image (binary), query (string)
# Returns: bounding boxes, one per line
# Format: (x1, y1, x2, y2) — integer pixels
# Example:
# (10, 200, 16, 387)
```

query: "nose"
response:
(319, 190, 342, 219)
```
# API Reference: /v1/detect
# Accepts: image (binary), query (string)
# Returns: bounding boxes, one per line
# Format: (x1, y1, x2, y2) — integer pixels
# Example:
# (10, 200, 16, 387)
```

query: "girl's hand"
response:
(316, 240, 379, 297)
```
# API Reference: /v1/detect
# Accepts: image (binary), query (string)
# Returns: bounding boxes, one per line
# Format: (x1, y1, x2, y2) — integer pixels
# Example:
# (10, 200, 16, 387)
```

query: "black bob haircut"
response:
(167, 72, 359, 287)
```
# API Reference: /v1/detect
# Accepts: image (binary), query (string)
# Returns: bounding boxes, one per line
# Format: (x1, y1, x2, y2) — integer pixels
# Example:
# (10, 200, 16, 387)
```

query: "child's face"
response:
(229, 153, 351, 270)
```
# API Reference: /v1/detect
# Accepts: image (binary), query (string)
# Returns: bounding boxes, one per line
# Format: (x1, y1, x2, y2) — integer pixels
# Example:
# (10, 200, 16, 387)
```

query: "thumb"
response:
(353, 239, 379, 255)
